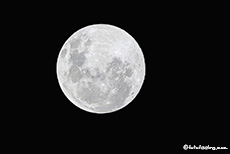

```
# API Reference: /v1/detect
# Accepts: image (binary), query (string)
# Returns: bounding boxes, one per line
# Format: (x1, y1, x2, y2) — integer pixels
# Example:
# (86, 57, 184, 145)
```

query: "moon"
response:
(56, 24, 145, 114)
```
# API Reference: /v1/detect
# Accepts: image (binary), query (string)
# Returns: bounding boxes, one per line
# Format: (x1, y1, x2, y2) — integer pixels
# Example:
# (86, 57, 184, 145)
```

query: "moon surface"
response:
(56, 24, 145, 113)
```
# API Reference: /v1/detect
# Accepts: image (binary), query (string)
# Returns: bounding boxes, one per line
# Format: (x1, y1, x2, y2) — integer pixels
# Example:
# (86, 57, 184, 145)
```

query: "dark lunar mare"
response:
(60, 48, 67, 58)
(67, 35, 93, 83)
(105, 57, 133, 110)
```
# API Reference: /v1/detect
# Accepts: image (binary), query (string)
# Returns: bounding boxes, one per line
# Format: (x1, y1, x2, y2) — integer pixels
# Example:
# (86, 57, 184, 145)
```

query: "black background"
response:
(3, 1, 229, 153)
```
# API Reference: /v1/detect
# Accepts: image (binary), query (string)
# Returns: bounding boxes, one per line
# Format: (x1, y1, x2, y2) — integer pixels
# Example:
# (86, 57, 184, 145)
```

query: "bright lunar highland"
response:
(56, 24, 145, 113)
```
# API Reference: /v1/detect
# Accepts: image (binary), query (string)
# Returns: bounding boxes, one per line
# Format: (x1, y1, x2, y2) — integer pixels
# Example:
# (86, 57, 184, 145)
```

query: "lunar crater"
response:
(57, 24, 145, 113)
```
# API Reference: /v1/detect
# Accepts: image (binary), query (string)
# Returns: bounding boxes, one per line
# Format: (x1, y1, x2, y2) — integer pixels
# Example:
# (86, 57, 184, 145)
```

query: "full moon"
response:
(56, 24, 145, 114)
